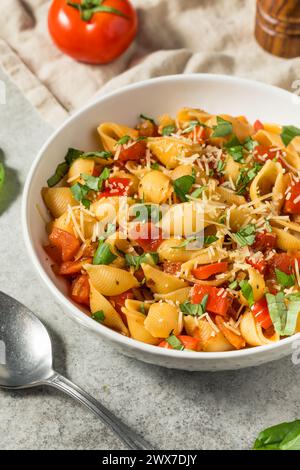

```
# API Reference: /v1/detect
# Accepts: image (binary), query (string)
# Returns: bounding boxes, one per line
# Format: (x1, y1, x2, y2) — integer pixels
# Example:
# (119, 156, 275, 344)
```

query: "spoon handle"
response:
(46, 373, 154, 450)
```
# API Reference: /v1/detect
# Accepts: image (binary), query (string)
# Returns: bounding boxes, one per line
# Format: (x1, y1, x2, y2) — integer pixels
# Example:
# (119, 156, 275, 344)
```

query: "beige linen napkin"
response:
(0, 0, 300, 127)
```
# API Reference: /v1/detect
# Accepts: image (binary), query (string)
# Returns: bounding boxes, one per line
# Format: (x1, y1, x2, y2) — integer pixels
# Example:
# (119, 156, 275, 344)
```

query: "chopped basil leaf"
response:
(82, 198, 91, 209)
(235, 163, 262, 195)
(284, 294, 300, 336)
(103, 223, 117, 239)
(204, 235, 218, 245)
(281, 125, 300, 147)
(233, 224, 256, 247)
(224, 135, 241, 148)
(216, 160, 225, 174)
(239, 280, 254, 307)
(71, 182, 89, 202)
(181, 120, 200, 134)
(133, 203, 162, 223)
(140, 303, 146, 315)
(166, 334, 184, 350)
(275, 269, 295, 288)
(173, 174, 195, 202)
(253, 419, 300, 450)
(92, 310, 105, 323)
(180, 296, 208, 317)
(227, 145, 244, 163)
(0, 162, 5, 190)
(266, 292, 287, 335)
(212, 116, 233, 138)
(93, 240, 117, 265)
(162, 125, 176, 136)
(117, 135, 131, 145)
(190, 186, 207, 198)
(82, 150, 112, 160)
(81, 174, 101, 191)
(64, 148, 83, 165)
(150, 162, 160, 170)
(139, 114, 156, 125)
(229, 280, 238, 290)
(125, 252, 158, 270)
(244, 137, 258, 152)
(47, 161, 69, 187)
(172, 236, 198, 249)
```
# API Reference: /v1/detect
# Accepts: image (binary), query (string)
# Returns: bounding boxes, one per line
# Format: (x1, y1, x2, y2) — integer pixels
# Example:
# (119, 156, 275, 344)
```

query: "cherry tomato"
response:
(131, 222, 163, 252)
(253, 145, 281, 163)
(59, 258, 92, 276)
(252, 231, 277, 252)
(246, 256, 267, 274)
(49, 227, 80, 262)
(70, 274, 90, 306)
(158, 335, 199, 351)
(253, 119, 264, 132)
(48, 0, 137, 64)
(251, 297, 273, 330)
(284, 182, 300, 215)
(137, 120, 158, 138)
(191, 285, 231, 316)
(118, 140, 147, 162)
(98, 177, 131, 198)
(192, 262, 228, 280)
(268, 253, 295, 275)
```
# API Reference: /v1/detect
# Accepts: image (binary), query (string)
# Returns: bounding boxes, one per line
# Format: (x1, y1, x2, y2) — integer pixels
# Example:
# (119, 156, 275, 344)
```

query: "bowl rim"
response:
(22, 73, 300, 362)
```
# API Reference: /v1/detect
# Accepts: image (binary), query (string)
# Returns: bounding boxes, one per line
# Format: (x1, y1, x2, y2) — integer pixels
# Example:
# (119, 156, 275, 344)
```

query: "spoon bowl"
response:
(0, 291, 153, 449)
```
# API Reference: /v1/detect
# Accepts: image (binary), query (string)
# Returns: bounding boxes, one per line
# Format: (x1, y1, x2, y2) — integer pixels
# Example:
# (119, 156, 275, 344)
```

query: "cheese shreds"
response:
(294, 259, 300, 287)
(67, 205, 85, 242)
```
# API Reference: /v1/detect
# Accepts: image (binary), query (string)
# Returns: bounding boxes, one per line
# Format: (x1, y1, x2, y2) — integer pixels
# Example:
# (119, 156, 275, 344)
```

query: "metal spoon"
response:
(0, 291, 153, 450)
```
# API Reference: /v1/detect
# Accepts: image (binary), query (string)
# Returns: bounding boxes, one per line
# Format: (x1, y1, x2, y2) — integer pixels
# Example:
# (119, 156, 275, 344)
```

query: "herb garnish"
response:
(212, 117, 233, 138)
(139, 114, 156, 125)
(92, 310, 105, 323)
(239, 280, 254, 307)
(275, 269, 295, 289)
(173, 174, 195, 202)
(233, 224, 256, 247)
(125, 252, 159, 270)
(117, 135, 131, 146)
(162, 125, 176, 136)
(166, 334, 184, 351)
(281, 125, 300, 147)
(180, 295, 209, 317)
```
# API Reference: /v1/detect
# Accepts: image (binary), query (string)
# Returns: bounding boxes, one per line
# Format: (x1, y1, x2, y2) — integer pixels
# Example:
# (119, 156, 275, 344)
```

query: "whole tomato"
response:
(48, 0, 137, 64)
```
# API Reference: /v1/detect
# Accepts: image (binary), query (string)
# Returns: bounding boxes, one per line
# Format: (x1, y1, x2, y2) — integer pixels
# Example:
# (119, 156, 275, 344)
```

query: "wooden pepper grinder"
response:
(255, 0, 300, 58)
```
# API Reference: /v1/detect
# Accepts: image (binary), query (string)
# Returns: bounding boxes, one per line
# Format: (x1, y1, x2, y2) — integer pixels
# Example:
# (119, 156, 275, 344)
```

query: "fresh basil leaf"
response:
(181, 120, 200, 134)
(253, 420, 300, 450)
(117, 135, 131, 145)
(275, 269, 295, 288)
(92, 310, 105, 323)
(150, 162, 160, 170)
(166, 334, 184, 350)
(64, 147, 83, 165)
(235, 163, 262, 195)
(81, 173, 101, 191)
(204, 235, 218, 245)
(216, 160, 225, 174)
(212, 116, 233, 138)
(229, 280, 238, 290)
(227, 145, 244, 163)
(224, 135, 241, 148)
(82, 150, 112, 160)
(140, 114, 156, 125)
(162, 125, 176, 136)
(281, 125, 300, 147)
(180, 297, 208, 317)
(239, 280, 254, 307)
(82, 198, 91, 209)
(244, 137, 258, 152)
(140, 303, 146, 315)
(190, 186, 207, 198)
(173, 175, 195, 202)
(133, 204, 162, 223)
(266, 292, 287, 335)
(0, 162, 5, 190)
(125, 252, 158, 270)
(93, 240, 117, 265)
(283, 295, 300, 336)
(233, 224, 256, 247)
(70, 182, 89, 202)
(47, 162, 69, 187)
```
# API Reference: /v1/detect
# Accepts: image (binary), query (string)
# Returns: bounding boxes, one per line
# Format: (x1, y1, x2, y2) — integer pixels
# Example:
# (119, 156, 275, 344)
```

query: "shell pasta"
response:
(42, 108, 300, 353)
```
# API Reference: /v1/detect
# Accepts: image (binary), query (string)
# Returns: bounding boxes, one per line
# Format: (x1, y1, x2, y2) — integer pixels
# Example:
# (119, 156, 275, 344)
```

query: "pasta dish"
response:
(41, 107, 300, 352)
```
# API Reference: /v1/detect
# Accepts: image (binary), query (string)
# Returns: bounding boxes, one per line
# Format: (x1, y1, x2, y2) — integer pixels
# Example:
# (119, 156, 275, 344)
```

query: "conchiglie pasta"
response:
(89, 282, 128, 335)
(42, 187, 77, 218)
(157, 238, 205, 263)
(68, 158, 95, 184)
(53, 208, 95, 239)
(138, 170, 172, 204)
(154, 287, 191, 303)
(240, 310, 280, 346)
(144, 302, 181, 338)
(249, 160, 285, 211)
(239, 267, 265, 305)
(223, 156, 242, 184)
(84, 264, 139, 296)
(98, 122, 138, 153)
(170, 164, 193, 181)
(121, 307, 160, 345)
(271, 226, 300, 251)
(184, 316, 233, 351)
(147, 137, 200, 169)
(142, 263, 188, 294)
(216, 186, 246, 206)
(180, 244, 227, 275)
(254, 129, 300, 170)
(176, 107, 212, 127)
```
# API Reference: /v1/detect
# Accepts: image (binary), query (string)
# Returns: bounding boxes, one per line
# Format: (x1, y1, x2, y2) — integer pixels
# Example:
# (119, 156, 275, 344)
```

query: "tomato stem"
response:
(67, 0, 130, 21)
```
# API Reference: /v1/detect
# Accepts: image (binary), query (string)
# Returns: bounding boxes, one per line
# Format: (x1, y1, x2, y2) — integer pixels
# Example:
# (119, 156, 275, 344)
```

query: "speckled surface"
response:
(0, 69, 300, 450)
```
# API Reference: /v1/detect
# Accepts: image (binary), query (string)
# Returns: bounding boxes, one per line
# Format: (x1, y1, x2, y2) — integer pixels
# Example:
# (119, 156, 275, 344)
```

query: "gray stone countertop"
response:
(0, 69, 299, 450)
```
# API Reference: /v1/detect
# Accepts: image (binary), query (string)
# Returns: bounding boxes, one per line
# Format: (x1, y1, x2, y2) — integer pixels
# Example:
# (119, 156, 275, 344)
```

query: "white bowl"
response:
(22, 74, 300, 371)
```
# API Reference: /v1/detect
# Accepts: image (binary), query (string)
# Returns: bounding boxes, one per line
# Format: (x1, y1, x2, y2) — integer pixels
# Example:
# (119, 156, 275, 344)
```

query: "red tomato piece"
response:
(118, 140, 147, 162)
(158, 336, 199, 351)
(98, 177, 131, 198)
(252, 231, 277, 252)
(70, 274, 90, 306)
(59, 258, 93, 276)
(48, 0, 137, 64)
(109, 290, 134, 325)
(191, 285, 231, 316)
(187, 125, 208, 142)
(138, 121, 158, 137)
(192, 262, 228, 280)
(131, 222, 163, 252)
(253, 145, 282, 164)
(284, 182, 300, 215)
(268, 253, 295, 275)
(49, 227, 80, 262)
(44, 244, 63, 264)
(253, 119, 264, 132)
(246, 257, 267, 274)
(251, 297, 273, 330)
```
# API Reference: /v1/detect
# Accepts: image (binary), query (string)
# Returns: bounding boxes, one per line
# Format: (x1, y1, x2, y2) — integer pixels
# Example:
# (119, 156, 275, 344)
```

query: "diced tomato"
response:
(268, 253, 295, 275)
(284, 182, 300, 215)
(131, 222, 163, 252)
(137, 121, 158, 137)
(118, 140, 147, 162)
(44, 244, 62, 264)
(253, 145, 282, 164)
(49, 227, 80, 262)
(70, 274, 90, 307)
(251, 297, 273, 330)
(158, 335, 199, 351)
(59, 258, 92, 276)
(252, 231, 277, 252)
(109, 290, 134, 326)
(98, 177, 131, 198)
(253, 119, 264, 132)
(163, 262, 182, 275)
(191, 285, 231, 316)
(92, 167, 101, 177)
(192, 262, 228, 280)
(246, 256, 267, 274)
(215, 315, 246, 349)
(187, 125, 208, 142)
